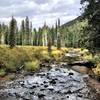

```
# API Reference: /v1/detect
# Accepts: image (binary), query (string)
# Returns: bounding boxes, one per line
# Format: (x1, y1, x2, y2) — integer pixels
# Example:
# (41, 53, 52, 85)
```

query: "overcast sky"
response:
(0, 0, 82, 28)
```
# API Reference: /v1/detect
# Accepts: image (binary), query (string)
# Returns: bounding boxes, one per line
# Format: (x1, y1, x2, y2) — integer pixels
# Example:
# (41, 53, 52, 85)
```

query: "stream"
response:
(0, 65, 96, 100)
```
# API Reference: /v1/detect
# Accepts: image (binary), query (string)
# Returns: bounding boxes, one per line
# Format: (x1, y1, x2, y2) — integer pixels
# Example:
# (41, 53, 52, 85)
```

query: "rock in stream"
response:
(0, 65, 94, 100)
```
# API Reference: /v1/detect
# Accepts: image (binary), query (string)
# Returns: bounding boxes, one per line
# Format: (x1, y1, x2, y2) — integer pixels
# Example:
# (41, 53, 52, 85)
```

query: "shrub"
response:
(51, 50, 64, 61)
(93, 64, 100, 75)
(24, 60, 40, 71)
(0, 69, 6, 77)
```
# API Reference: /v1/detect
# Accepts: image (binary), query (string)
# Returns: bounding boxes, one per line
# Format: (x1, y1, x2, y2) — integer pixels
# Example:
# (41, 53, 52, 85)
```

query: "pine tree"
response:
(33, 28, 37, 45)
(38, 27, 43, 46)
(81, 0, 100, 49)
(30, 22, 33, 45)
(47, 30, 52, 55)
(21, 20, 25, 45)
(25, 16, 30, 45)
(50, 26, 55, 46)
(57, 19, 61, 50)
(9, 16, 17, 48)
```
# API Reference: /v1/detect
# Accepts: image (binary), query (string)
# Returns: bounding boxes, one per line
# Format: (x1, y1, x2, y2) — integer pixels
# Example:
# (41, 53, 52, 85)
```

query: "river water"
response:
(0, 65, 94, 100)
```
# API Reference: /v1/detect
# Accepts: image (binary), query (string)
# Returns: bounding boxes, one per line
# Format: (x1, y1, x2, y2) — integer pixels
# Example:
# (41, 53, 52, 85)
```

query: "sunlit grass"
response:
(0, 45, 99, 76)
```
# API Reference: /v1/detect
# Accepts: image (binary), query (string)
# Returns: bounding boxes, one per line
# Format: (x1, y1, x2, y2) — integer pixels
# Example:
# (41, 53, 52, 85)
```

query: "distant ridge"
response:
(61, 16, 83, 28)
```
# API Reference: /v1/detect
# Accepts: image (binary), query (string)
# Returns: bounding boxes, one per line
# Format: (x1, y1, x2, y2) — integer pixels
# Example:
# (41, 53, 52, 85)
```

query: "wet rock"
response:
(29, 85, 37, 89)
(8, 92, 16, 97)
(19, 81, 24, 84)
(60, 90, 68, 94)
(40, 88, 45, 91)
(67, 96, 69, 98)
(48, 86, 54, 91)
(77, 94, 83, 97)
(0, 66, 95, 100)
(97, 76, 100, 82)
(40, 83, 44, 85)
(32, 96, 38, 100)
(21, 93, 30, 100)
(68, 72, 74, 76)
(43, 81, 48, 84)
(30, 91, 34, 95)
(66, 90, 72, 94)
(36, 73, 46, 77)
(38, 93, 45, 98)
(14, 93, 22, 98)
(49, 79, 56, 84)
(55, 68, 60, 71)
(44, 84, 48, 88)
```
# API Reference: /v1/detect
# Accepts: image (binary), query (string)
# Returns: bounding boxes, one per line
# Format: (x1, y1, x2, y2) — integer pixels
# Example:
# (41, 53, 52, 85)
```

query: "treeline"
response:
(0, 16, 87, 49)
(0, 16, 62, 49)
(61, 17, 87, 48)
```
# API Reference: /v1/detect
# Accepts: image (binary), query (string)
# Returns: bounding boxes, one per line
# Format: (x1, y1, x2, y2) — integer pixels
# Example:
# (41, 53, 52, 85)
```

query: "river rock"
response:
(38, 93, 45, 98)
(48, 86, 54, 91)
(0, 66, 96, 100)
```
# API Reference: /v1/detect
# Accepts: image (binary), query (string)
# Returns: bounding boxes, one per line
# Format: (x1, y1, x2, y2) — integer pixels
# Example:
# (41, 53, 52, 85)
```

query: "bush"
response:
(51, 50, 64, 61)
(33, 49, 50, 61)
(0, 69, 6, 77)
(93, 55, 100, 64)
(93, 64, 100, 75)
(24, 60, 40, 71)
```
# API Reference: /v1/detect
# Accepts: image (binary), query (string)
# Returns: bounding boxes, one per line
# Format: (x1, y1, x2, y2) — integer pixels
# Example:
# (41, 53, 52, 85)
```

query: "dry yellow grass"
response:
(0, 45, 99, 76)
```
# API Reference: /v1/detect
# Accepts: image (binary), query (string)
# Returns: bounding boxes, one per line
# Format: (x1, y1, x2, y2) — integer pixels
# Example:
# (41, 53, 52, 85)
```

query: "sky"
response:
(0, 0, 82, 28)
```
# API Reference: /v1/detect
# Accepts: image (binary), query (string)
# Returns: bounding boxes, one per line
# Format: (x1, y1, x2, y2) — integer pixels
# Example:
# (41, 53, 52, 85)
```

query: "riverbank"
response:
(0, 45, 94, 76)
(71, 65, 100, 99)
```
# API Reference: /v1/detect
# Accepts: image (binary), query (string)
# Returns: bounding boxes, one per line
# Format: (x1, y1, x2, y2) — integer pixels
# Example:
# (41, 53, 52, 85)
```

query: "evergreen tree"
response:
(25, 16, 30, 45)
(30, 22, 33, 45)
(9, 16, 17, 48)
(4, 26, 9, 45)
(42, 22, 48, 46)
(21, 20, 25, 45)
(38, 28, 43, 46)
(57, 19, 61, 50)
(47, 30, 52, 55)
(50, 26, 55, 46)
(81, 0, 100, 49)
(33, 28, 37, 45)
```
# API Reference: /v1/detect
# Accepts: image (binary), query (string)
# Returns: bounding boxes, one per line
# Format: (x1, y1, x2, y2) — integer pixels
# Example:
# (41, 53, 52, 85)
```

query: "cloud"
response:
(0, 0, 82, 28)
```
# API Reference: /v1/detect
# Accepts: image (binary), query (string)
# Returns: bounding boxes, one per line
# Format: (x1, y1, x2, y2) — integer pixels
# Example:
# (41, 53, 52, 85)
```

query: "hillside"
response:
(60, 16, 88, 47)
(61, 16, 83, 28)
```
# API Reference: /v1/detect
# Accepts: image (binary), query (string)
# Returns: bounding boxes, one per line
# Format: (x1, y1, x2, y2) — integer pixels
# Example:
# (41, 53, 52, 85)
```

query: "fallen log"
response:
(68, 61, 96, 68)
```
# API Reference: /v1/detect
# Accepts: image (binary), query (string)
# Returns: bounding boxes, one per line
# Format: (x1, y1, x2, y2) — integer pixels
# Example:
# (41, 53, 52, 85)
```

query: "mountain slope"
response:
(61, 16, 83, 28)
(60, 16, 88, 47)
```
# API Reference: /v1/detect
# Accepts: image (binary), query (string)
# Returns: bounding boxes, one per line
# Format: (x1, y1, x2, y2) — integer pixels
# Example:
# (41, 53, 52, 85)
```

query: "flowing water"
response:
(0, 65, 93, 100)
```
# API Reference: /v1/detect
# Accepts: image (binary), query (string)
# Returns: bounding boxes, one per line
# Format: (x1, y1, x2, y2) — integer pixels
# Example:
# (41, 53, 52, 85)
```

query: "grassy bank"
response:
(0, 45, 66, 76)
(0, 45, 100, 77)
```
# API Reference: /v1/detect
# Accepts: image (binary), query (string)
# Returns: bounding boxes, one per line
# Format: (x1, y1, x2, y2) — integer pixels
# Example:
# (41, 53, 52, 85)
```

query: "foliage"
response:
(61, 17, 88, 47)
(24, 60, 40, 71)
(81, 0, 100, 49)
(0, 69, 6, 77)
(0, 46, 66, 73)
(51, 50, 63, 61)
(9, 16, 17, 48)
